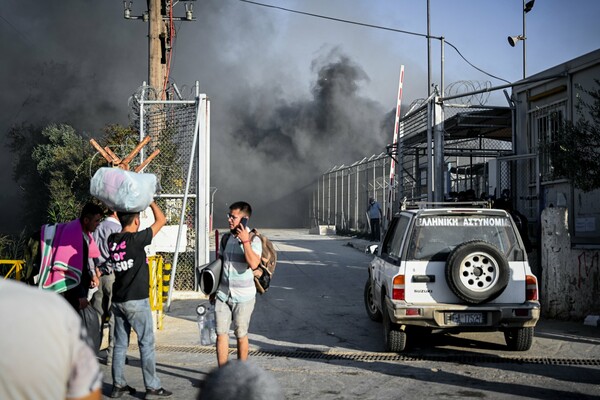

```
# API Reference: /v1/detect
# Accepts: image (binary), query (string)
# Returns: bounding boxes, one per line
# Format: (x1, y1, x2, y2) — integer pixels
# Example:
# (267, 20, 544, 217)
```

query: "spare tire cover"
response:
(445, 240, 509, 304)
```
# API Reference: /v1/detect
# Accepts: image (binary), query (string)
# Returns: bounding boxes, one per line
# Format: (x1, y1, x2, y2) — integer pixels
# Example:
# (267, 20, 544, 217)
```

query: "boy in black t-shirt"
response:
(108, 202, 172, 399)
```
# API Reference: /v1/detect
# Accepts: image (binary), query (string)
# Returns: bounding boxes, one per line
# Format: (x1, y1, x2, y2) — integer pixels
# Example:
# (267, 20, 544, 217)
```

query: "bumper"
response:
(385, 297, 540, 330)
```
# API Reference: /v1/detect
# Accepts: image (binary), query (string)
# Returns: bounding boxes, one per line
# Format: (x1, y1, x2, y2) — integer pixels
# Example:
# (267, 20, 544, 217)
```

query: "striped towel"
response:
(38, 220, 100, 293)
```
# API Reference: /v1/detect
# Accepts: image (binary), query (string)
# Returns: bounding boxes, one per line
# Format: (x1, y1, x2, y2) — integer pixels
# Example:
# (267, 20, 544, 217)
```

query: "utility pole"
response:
(124, 0, 196, 97)
(148, 0, 164, 93)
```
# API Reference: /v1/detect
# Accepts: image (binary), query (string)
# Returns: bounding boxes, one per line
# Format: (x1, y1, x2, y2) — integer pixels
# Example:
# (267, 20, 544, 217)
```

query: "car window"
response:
(406, 214, 518, 261)
(382, 214, 411, 260)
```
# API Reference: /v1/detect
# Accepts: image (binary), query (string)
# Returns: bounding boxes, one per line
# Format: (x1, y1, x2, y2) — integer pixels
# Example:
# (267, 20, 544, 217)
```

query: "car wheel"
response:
(445, 240, 509, 304)
(364, 279, 382, 322)
(382, 299, 406, 352)
(504, 327, 534, 351)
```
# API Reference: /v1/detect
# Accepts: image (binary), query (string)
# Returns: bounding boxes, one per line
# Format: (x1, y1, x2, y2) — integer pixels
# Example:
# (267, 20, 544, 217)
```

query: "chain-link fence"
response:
(129, 83, 210, 291)
(312, 92, 514, 236)
(310, 153, 396, 232)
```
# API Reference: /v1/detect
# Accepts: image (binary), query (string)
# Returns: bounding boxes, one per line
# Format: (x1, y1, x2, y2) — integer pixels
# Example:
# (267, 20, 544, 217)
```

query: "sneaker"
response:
(145, 388, 173, 399)
(110, 385, 136, 398)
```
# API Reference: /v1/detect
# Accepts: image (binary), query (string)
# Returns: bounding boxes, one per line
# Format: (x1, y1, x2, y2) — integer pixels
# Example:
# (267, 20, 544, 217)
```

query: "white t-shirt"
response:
(0, 279, 102, 399)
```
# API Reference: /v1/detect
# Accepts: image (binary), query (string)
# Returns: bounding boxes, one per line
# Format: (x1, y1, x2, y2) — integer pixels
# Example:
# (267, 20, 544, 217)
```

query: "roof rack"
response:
(401, 200, 492, 210)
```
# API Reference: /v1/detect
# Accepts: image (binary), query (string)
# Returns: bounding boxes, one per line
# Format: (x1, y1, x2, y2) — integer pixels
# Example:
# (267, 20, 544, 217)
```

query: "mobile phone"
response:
(240, 217, 248, 228)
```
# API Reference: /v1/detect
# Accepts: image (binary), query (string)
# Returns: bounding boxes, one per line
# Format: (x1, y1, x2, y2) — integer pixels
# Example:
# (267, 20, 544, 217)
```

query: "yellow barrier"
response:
(0, 260, 25, 281)
(148, 255, 165, 330)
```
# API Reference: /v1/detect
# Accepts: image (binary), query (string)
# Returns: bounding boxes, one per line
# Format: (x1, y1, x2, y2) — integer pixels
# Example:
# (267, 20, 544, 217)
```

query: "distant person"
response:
(108, 202, 172, 398)
(0, 278, 102, 400)
(367, 198, 382, 242)
(91, 209, 122, 364)
(215, 201, 262, 367)
(198, 360, 283, 400)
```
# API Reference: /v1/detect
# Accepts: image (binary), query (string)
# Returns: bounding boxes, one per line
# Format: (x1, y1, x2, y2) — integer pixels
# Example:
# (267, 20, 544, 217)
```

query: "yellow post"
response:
(0, 260, 25, 281)
(147, 255, 164, 330)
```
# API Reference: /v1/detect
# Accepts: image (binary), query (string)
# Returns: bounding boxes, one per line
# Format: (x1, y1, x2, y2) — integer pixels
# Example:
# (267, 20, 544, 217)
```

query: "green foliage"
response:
(7, 123, 142, 229)
(543, 80, 600, 192)
(32, 124, 96, 222)
(102, 124, 140, 160)
(0, 230, 27, 259)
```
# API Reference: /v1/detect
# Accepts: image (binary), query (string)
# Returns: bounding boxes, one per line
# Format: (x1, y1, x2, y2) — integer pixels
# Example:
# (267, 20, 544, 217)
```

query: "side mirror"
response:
(365, 244, 379, 255)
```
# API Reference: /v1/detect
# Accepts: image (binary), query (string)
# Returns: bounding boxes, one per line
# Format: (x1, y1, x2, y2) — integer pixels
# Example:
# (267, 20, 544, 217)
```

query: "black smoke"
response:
(0, 1, 393, 232)
(214, 49, 390, 227)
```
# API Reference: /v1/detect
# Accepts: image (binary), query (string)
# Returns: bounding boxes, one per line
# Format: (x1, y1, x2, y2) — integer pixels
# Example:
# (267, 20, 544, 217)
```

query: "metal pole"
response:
(317, 176, 320, 225)
(333, 171, 338, 226)
(522, 0, 527, 79)
(140, 82, 146, 161)
(440, 37, 445, 98)
(427, 101, 433, 202)
(327, 172, 331, 225)
(355, 167, 359, 230)
(347, 172, 351, 229)
(434, 97, 445, 202)
(427, 0, 431, 95)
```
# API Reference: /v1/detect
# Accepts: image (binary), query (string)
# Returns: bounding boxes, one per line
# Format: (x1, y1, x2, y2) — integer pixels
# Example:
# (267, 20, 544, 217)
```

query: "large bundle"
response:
(90, 167, 158, 212)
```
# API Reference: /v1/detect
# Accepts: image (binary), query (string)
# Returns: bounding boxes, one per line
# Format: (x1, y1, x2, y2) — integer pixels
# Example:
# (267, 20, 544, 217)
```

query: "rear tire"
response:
(364, 279, 382, 322)
(504, 327, 534, 351)
(382, 299, 406, 352)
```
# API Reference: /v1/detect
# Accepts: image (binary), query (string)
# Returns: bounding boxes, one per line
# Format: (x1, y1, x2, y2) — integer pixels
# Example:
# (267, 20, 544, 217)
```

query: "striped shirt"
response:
(216, 230, 262, 303)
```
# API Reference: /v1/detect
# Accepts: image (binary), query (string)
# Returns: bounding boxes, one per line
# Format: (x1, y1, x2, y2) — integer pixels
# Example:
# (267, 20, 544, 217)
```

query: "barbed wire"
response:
(444, 80, 492, 106)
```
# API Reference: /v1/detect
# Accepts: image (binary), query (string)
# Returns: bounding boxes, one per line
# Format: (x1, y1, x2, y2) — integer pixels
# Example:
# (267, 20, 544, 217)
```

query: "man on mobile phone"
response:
(214, 201, 262, 366)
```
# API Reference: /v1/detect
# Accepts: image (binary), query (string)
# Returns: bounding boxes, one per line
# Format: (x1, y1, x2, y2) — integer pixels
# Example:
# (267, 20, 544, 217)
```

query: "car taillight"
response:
(392, 275, 405, 300)
(526, 275, 538, 301)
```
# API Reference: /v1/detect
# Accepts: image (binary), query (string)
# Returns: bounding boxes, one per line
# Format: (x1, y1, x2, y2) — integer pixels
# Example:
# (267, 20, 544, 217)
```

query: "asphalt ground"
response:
(97, 232, 600, 399)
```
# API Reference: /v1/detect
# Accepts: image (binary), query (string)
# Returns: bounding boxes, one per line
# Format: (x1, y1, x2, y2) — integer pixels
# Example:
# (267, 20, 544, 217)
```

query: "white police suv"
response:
(364, 202, 540, 352)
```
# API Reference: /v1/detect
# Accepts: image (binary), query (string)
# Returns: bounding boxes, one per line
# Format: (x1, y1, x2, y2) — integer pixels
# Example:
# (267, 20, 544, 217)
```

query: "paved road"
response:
(98, 229, 600, 399)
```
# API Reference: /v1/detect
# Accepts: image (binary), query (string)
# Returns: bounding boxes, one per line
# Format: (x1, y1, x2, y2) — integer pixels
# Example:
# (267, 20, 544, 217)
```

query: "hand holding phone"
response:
(240, 217, 248, 229)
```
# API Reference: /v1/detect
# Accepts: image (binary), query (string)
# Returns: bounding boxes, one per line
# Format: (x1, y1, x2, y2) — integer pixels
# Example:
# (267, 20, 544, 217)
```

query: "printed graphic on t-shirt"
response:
(110, 240, 134, 271)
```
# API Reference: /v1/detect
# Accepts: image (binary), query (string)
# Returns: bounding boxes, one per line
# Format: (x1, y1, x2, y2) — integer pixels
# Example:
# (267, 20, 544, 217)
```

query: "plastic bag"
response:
(90, 167, 158, 213)
(197, 302, 217, 346)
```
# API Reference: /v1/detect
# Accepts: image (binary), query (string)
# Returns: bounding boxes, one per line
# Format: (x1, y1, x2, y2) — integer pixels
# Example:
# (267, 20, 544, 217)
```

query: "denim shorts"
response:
(215, 297, 256, 338)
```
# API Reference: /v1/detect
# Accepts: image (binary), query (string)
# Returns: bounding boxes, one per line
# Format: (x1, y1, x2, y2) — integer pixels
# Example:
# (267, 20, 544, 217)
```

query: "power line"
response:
(0, 13, 33, 47)
(238, 0, 511, 84)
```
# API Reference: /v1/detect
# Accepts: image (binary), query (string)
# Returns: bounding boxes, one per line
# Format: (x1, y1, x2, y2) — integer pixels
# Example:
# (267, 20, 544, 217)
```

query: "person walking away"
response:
(91, 209, 122, 364)
(215, 201, 262, 367)
(367, 198, 382, 242)
(108, 202, 172, 399)
(0, 279, 102, 400)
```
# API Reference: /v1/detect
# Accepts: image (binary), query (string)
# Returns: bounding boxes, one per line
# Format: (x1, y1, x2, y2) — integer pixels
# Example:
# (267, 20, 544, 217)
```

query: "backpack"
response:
(221, 229, 277, 294)
(250, 229, 277, 294)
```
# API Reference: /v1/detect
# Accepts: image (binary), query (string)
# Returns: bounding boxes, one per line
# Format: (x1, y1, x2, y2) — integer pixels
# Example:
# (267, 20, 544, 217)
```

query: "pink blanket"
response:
(38, 220, 100, 293)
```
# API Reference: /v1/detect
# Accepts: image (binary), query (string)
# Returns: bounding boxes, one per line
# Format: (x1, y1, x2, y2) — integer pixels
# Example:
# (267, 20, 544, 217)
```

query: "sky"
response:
(1, 0, 599, 231)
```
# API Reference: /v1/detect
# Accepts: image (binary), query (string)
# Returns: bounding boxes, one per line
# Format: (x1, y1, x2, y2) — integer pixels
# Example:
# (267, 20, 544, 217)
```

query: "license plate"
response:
(445, 312, 486, 325)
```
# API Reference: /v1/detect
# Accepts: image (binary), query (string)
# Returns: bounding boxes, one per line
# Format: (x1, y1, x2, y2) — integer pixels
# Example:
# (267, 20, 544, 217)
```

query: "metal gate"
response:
(130, 82, 210, 296)
(496, 153, 539, 242)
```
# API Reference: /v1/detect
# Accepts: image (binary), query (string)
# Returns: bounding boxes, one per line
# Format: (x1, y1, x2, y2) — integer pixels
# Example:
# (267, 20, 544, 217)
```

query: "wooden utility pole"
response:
(148, 0, 165, 93)
(124, 0, 195, 95)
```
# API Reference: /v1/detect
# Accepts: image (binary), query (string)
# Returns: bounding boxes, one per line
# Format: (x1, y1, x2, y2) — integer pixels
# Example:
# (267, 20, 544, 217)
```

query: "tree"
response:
(7, 123, 141, 229)
(544, 80, 600, 192)
(32, 124, 96, 223)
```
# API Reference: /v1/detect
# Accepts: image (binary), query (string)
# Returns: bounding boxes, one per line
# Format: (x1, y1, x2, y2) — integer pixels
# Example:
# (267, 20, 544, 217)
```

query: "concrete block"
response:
(584, 315, 600, 327)
(309, 225, 337, 235)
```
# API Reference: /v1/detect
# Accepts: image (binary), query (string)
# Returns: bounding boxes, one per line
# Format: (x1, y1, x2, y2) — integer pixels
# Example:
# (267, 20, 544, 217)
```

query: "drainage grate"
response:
(140, 344, 600, 366)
